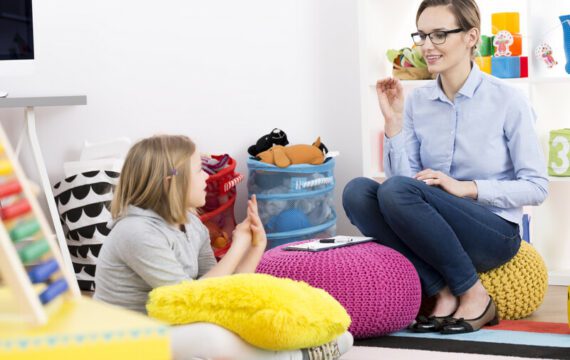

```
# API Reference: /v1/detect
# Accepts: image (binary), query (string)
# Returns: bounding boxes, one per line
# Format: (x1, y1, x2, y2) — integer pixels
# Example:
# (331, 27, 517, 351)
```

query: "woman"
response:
(343, 0, 548, 334)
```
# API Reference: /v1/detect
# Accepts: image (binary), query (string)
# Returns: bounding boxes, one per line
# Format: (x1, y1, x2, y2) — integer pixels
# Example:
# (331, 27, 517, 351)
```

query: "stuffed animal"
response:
(256, 137, 328, 168)
(205, 222, 230, 249)
(248, 128, 289, 156)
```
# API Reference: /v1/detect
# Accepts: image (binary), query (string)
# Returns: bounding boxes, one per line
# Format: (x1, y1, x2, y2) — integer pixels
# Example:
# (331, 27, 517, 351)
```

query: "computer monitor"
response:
(0, 0, 34, 89)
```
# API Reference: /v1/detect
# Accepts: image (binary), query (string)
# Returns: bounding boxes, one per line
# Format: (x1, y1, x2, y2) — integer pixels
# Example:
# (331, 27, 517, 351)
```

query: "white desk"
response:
(0, 96, 87, 295)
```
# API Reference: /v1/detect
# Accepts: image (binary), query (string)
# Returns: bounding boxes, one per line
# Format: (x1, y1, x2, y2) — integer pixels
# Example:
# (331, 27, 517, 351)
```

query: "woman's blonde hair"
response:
(416, 0, 481, 57)
(111, 135, 196, 224)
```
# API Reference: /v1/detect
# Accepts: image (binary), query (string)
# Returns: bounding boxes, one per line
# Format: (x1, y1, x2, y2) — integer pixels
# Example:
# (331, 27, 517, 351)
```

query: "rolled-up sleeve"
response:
(384, 95, 422, 177)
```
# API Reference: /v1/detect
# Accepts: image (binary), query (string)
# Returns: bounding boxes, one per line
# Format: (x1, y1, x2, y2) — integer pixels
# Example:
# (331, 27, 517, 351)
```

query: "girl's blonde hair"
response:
(416, 0, 481, 58)
(111, 135, 196, 224)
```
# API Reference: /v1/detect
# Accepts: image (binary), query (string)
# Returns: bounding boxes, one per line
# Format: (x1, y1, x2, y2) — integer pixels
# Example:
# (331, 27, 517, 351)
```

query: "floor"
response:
(340, 286, 569, 360)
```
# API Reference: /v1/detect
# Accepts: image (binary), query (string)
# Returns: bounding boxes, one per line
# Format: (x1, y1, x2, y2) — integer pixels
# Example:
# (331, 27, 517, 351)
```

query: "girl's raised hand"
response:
(232, 217, 253, 251)
(248, 195, 267, 248)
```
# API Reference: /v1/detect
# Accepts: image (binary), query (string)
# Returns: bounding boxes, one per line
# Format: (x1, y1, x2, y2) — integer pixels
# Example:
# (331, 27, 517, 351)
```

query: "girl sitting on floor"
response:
(94, 134, 266, 313)
(94, 134, 351, 360)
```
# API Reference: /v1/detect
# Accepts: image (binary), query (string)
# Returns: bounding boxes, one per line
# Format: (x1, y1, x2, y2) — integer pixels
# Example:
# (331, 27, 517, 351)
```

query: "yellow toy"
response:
(256, 137, 328, 168)
(147, 273, 350, 351)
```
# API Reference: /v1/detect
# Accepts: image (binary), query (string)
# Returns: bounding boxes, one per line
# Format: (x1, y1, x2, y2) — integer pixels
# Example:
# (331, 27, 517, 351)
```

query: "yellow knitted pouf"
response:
(479, 241, 548, 320)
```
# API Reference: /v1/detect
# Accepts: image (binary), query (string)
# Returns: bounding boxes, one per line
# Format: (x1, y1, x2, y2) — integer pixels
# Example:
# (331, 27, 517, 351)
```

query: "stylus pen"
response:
(319, 238, 353, 243)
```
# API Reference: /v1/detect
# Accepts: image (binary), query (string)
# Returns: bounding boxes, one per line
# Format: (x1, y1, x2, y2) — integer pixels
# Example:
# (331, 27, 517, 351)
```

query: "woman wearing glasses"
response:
(343, 0, 548, 334)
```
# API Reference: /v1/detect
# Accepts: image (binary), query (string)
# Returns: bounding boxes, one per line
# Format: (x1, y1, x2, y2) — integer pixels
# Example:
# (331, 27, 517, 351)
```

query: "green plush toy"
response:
(386, 47, 427, 69)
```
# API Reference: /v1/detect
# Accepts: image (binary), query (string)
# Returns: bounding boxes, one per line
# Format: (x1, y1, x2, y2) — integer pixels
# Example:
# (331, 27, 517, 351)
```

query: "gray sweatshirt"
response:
(93, 205, 216, 313)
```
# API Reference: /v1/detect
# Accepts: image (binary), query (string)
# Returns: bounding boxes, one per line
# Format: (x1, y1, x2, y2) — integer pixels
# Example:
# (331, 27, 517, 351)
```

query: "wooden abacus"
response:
(0, 124, 80, 325)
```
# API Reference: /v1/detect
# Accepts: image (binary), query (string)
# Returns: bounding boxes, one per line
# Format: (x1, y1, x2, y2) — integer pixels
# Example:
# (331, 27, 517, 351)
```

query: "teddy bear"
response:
(255, 137, 328, 168)
(247, 128, 289, 156)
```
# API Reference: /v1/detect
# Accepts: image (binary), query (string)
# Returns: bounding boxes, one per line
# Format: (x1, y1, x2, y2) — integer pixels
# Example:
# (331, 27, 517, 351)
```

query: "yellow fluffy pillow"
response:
(146, 273, 351, 350)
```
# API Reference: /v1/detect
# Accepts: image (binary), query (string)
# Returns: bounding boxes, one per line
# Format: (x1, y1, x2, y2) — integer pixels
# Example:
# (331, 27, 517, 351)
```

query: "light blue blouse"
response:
(384, 64, 548, 226)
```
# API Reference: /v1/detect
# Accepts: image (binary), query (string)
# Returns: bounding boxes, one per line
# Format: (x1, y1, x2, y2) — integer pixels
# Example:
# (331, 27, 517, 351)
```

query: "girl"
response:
(94, 134, 266, 313)
(94, 135, 351, 359)
(343, 0, 548, 334)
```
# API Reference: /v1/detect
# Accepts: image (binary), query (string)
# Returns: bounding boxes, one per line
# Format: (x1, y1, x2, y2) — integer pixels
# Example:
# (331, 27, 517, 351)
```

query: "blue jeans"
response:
(342, 176, 521, 297)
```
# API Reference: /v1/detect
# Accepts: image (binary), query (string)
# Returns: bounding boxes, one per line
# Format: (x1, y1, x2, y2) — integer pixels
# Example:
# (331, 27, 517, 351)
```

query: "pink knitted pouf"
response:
(257, 241, 421, 339)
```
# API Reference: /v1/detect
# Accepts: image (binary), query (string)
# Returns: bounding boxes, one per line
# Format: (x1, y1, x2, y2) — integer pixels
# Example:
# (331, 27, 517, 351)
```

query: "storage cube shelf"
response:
(358, 0, 570, 285)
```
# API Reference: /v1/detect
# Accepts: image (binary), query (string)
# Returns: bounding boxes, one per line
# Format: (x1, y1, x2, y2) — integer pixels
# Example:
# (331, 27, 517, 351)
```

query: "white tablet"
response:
(283, 236, 375, 252)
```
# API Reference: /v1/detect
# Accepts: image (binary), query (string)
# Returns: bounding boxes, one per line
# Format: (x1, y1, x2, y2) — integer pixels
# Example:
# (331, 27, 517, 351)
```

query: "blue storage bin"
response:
(247, 158, 336, 249)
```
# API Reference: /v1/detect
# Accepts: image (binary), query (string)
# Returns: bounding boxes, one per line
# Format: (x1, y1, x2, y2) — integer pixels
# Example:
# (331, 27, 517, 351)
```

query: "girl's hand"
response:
(232, 218, 253, 251)
(376, 77, 404, 137)
(415, 169, 478, 199)
(247, 195, 267, 249)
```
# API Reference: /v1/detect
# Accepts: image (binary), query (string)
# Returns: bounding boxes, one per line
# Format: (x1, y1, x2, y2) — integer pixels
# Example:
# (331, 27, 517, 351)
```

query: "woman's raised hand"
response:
(376, 77, 405, 137)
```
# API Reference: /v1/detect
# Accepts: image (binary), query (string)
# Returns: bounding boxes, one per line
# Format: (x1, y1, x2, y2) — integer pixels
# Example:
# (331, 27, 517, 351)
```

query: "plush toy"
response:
(205, 222, 230, 249)
(247, 128, 289, 157)
(266, 208, 311, 233)
(256, 137, 329, 168)
(256, 185, 289, 224)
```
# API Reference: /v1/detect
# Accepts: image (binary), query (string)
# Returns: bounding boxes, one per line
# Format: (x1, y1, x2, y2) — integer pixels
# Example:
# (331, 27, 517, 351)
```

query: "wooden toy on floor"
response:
(0, 122, 80, 325)
(0, 123, 170, 359)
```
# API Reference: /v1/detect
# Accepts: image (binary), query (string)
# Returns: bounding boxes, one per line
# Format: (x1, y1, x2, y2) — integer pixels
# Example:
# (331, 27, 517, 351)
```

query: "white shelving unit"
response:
(358, 0, 570, 285)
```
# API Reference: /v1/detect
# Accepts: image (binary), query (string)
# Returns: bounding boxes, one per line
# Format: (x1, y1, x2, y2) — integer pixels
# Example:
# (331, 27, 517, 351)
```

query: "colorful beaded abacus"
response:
(0, 126, 79, 325)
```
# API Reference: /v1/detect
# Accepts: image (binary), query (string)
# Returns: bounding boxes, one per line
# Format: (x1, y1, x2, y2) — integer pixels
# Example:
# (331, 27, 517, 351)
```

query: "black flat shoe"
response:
(440, 297, 499, 335)
(408, 314, 453, 333)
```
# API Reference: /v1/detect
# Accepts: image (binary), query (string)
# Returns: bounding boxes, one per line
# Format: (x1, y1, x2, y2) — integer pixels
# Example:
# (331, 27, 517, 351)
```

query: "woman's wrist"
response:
(384, 124, 403, 138)
(464, 180, 478, 199)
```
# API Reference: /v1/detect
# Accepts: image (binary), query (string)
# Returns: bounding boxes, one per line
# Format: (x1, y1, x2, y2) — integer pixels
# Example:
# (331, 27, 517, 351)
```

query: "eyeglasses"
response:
(411, 28, 464, 46)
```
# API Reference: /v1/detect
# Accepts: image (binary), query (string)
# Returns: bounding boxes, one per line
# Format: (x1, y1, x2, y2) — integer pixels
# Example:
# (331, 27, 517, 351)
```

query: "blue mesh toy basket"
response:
(247, 158, 336, 249)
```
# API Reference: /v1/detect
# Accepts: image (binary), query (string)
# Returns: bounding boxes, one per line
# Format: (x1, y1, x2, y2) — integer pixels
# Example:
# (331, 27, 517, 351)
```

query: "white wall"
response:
(0, 0, 363, 234)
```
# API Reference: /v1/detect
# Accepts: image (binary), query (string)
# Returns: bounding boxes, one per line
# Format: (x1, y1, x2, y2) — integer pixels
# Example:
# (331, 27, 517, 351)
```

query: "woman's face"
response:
(416, 6, 474, 74)
(187, 150, 209, 208)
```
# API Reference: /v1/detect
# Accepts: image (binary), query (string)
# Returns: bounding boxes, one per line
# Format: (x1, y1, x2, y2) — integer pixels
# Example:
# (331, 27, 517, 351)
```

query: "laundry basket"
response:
(53, 170, 119, 291)
(199, 155, 244, 260)
(247, 158, 336, 249)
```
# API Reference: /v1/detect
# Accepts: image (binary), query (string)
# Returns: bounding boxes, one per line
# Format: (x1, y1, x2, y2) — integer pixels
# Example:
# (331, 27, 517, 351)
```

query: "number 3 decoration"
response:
(549, 130, 570, 176)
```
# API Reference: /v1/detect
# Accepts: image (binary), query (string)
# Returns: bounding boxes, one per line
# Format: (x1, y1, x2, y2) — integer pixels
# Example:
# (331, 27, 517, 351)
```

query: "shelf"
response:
(369, 76, 570, 90)
(548, 270, 570, 286)
(531, 76, 570, 84)
(371, 171, 386, 180)
(549, 176, 570, 182)
(0, 96, 87, 108)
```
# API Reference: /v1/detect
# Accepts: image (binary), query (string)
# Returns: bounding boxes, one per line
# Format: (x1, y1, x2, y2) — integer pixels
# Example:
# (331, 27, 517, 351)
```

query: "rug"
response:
(354, 320, 570, 359)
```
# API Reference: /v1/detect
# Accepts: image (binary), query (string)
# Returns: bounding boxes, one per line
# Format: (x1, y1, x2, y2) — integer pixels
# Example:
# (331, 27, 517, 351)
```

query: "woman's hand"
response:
(415, 169, 478, 199)
(247, 195, 267, 249)
(376, 77, 405, 137)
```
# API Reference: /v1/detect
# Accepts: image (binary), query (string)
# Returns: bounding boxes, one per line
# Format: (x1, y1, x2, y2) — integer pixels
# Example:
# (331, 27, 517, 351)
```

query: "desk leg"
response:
(25, 107, 81, 297)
